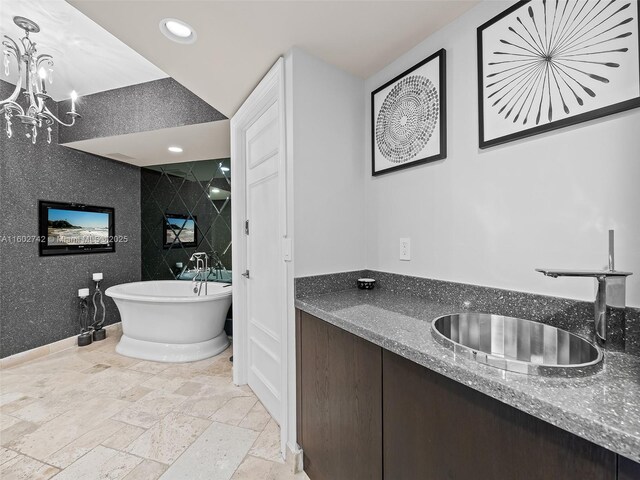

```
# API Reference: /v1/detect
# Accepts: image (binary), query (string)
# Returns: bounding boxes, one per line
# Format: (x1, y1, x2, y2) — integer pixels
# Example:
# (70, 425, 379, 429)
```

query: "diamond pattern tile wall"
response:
(140, 159, 231, 281)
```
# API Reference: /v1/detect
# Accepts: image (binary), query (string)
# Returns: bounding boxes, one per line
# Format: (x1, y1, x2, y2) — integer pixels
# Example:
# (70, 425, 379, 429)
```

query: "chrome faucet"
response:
(190, 252, 209, 296)
(536, 230, 632, 344)
(210, 250, 225, 279)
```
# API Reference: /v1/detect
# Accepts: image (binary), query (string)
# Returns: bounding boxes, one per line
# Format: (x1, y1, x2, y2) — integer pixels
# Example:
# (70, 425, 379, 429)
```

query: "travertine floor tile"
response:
(0, 453, 59, 480)
(51, 445, 141, 480)
(128, 361, 170, 375)
(199, 357, 233, 377)
(0, 447, 18, 465)
(102, 423, 146, 450)
(239, 401, 271, 432)
(82, 368, 151, 398)
(211, 396, 257, 425)
(172, 381, 204, 397)
(188, 373, 245, 390)
(160, 422, 257, 480)
(20, 351, 94, 373)
(77, 351, 141, 369)
(81, 363, 112, 375)
(156, 364, 207, 381)
(8, 396, 128, 460)
(130, 389, 188, 417)
(126, 412, 210, 464)
(118, 385, 154, 402)
(11, 387, 94, 424)
(249, 419, 283, 463)
(122, 459, 167, 480)
(45, 419, 125, 468)
(174, 394, 232, 418)
(0, 420, 39, 447)
(0, 414, 21, 431)
(1, 336, 297, 480)
(0, 392, 30, 408)
(111, 406, 159, 429)
(140, 376, 187, 394)
(231, 455, 309, 480)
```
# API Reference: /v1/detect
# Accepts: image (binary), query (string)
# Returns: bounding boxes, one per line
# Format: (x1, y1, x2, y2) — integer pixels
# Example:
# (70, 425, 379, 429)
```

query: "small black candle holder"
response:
(357, 278, 376, 290)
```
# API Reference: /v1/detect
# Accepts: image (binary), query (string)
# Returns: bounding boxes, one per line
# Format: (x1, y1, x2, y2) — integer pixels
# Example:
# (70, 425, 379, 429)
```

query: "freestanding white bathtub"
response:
(106, 280, 232, 363)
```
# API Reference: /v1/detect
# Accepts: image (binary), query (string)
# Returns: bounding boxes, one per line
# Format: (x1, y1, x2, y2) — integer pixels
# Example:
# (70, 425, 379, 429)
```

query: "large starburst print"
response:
(478, 0, 640, 148)
(372, 49, 446, 175)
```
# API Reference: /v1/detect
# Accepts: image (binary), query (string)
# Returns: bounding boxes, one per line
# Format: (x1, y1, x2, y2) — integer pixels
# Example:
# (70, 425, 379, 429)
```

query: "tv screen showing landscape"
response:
(47, 209, 110, 245)
(164, 215, 197, 247)
(39, 201, 115, 256)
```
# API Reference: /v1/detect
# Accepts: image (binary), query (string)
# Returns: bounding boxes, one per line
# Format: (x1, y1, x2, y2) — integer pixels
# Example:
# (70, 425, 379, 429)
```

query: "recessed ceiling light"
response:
(168, 146, 183, 153)
(211, 188, 220, 193)
(160, 18, 197, 44)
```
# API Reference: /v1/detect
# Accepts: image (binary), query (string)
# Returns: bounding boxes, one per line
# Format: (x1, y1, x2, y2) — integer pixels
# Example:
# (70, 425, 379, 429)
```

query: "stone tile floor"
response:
(0, 332, 308, 480)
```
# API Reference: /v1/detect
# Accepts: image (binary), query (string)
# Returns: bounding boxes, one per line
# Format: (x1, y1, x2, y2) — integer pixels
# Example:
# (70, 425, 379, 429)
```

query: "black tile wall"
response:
(140, 159, 231, 280)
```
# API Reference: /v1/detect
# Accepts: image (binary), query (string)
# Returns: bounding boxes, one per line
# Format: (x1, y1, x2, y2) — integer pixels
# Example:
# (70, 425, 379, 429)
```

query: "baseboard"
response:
(286, 442, 304, 474)
(0, 322, 122, 369)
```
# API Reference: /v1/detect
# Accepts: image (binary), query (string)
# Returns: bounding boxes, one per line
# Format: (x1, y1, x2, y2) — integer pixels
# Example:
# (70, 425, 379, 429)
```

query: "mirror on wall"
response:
(141, 158, 231, 282)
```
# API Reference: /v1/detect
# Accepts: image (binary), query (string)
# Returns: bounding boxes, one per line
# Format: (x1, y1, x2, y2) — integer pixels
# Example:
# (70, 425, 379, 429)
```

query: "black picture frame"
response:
(478, 0, 640, 149)
(38, 200, 115, 256)
(163, 213, 198, 249)
(371, 49, 447, 176)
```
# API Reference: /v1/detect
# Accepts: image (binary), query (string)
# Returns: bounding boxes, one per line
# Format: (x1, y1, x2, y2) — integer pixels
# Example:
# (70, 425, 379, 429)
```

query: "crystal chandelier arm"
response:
(0, 99, 24, 115)
(2, 36, 23, 105)
(40, 106, 79, 127)
(36, 54, 53, 69)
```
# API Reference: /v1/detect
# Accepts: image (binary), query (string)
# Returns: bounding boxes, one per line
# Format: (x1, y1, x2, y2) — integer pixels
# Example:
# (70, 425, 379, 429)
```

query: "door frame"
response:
(231, 57, 291, 456)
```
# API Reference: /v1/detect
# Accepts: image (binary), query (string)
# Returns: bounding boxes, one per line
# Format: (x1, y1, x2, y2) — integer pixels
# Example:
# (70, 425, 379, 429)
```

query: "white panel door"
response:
(244, 96, 283, 423)
(231, 59, 288, 454)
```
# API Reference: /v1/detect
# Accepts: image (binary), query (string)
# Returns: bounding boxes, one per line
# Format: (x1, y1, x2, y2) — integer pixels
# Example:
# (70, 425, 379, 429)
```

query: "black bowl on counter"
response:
(357, 278, 376, 290)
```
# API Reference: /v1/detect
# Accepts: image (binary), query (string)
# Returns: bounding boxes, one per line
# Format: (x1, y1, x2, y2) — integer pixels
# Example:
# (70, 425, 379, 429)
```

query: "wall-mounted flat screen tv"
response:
(164, 213, 197, 248)
(39, 201, 115, 256)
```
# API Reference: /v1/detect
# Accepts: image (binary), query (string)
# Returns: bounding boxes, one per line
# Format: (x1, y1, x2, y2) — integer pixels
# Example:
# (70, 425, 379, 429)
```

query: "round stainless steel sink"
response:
(431, 313, 603, 376)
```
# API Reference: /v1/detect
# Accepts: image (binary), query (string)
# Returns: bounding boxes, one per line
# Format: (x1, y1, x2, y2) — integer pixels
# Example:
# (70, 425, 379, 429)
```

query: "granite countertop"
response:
(295, 288, 640, 462)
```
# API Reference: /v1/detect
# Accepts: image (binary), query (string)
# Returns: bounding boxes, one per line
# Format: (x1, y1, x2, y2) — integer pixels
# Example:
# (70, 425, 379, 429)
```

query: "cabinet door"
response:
(297, 311, 382, 480)
(618, 455, 640, 480)
(383, 350, 616, 480)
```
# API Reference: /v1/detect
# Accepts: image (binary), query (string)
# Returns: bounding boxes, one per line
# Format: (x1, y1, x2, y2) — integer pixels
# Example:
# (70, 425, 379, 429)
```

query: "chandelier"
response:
(1, 16, 80, 145)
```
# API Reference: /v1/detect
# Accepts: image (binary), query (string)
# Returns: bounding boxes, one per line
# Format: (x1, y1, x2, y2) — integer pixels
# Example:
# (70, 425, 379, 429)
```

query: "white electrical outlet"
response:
(400, 238, 411, 261)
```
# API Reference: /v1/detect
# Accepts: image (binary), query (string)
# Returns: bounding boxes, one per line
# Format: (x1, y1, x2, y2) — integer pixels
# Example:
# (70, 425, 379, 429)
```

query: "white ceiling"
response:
(68, 0, 479, 117)
(61, 120, 231, 166)
(0, 0, 167, 100)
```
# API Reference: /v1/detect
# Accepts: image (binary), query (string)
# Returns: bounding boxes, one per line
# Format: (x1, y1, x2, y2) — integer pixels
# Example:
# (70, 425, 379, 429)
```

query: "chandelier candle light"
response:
(1, 16, 80, 144)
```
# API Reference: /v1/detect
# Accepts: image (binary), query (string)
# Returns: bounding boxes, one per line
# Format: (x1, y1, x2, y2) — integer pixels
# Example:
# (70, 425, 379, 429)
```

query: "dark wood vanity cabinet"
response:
(383, 350, 616, 480)
(618, 455, 640, 480)
(296, 310, 382, 480)
(296, 310, 639, 480)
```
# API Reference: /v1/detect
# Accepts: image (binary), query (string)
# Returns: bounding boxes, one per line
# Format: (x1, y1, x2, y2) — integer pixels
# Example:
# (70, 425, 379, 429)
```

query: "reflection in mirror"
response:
(140, 158, 231, 283)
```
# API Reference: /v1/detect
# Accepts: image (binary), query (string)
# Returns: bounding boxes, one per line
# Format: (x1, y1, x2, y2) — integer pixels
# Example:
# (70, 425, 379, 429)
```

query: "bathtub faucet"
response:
(190, 252, 209, 296)
(209, 251, 224, 279)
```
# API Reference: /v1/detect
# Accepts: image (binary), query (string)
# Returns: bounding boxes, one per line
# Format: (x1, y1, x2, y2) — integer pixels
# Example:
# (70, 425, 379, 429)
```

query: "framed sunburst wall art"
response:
(478, 0, 640, 149)
(371, 49, 446, 176)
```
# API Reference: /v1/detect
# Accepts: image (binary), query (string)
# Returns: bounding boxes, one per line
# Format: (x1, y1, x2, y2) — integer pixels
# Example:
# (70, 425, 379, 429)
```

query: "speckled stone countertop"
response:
(295, 288, 640, 462)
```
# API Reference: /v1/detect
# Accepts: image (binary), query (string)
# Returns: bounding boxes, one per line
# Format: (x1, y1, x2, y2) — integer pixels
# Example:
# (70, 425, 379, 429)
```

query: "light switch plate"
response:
(400, 238, 411, 261)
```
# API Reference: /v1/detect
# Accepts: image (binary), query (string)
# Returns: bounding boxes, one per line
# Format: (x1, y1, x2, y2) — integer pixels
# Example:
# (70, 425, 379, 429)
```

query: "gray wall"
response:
(0, 80, 141, 358)
(58, 77, 226, 144)
(363, 1, 640, 307)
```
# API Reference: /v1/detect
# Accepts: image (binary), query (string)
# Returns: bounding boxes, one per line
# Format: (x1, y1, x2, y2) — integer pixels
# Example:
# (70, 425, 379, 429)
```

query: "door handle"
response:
(241, 270, 250, 279)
